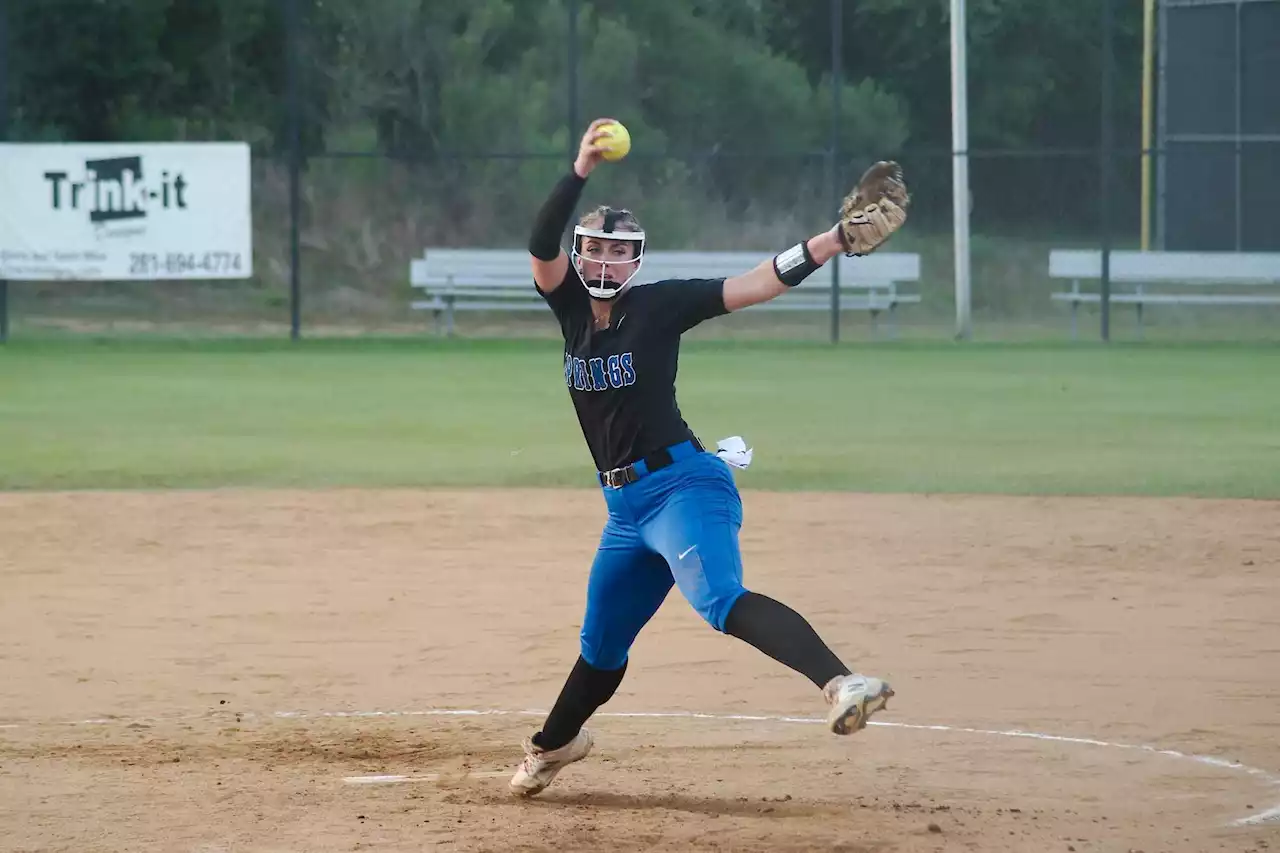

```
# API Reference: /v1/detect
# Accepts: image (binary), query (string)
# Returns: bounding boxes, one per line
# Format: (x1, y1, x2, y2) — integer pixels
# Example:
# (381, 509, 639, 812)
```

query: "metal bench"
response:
(410, 248, 921, 336)
(1049, 249, 1280, 338)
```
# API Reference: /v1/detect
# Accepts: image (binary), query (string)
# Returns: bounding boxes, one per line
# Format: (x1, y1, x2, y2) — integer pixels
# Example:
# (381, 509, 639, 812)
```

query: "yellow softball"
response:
(597, 121, 631, 161)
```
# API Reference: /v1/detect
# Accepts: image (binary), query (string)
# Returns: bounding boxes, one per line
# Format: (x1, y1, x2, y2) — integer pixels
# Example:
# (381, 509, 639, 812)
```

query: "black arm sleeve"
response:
(529, 170, 587, 261)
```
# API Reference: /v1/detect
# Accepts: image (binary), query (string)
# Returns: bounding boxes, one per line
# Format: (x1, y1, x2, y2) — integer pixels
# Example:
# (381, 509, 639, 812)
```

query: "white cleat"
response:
(509, 728, 593, 797)
(823, 673, 894, 735)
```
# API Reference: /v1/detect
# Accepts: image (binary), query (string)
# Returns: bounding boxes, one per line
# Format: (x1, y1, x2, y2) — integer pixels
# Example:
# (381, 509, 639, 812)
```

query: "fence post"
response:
(568, 0, 579, 154)
(950, 0, 973, 341)
(1100, 0, 1114, 342)
(828, 0, 842, 344)
(285, 0, 302, 341)
(0, 0, 9, 344)
(1140, 0, 1155, 250)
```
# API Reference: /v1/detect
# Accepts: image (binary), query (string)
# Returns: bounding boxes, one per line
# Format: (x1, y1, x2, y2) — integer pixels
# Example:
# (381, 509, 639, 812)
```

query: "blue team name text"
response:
(565, 352, 636, 391)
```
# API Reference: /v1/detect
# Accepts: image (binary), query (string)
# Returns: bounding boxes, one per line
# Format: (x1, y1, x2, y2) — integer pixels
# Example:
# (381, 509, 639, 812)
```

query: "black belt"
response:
(598, 438, 706, 489)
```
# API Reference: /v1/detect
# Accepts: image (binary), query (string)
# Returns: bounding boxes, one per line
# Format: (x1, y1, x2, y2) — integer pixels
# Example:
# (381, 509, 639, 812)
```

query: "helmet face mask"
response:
(571, 208, 645, 300)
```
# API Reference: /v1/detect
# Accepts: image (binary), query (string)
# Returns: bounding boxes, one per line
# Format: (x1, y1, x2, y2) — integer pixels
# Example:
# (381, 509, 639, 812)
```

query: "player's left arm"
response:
(721, 227, 844, 313)
(722, 160, 910, 313)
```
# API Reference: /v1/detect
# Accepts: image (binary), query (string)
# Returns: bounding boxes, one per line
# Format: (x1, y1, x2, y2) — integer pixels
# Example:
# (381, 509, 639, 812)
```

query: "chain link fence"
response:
(2, 0, 1277, 342)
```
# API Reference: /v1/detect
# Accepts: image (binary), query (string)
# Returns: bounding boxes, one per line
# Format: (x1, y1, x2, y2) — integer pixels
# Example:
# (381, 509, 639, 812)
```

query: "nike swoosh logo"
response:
(678, 544, 697, 560)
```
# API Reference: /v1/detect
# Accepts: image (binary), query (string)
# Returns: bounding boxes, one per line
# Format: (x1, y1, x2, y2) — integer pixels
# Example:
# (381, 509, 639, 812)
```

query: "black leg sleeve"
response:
(723, 592, 851, 689)
(529, 169, 588, 260)
(534, 655, 628, 751)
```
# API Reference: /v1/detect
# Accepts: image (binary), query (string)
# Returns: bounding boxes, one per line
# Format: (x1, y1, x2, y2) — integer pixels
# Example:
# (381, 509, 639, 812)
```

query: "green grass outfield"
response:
(1, 338, 1277, 498)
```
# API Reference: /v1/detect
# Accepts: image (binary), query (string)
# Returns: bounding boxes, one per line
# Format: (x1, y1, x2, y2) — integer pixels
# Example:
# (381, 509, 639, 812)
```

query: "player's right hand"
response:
(574, 118, 619, 179)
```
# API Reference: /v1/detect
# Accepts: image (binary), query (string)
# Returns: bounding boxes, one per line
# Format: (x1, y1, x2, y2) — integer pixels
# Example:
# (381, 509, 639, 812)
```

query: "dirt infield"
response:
(1, 488, 1278, 852)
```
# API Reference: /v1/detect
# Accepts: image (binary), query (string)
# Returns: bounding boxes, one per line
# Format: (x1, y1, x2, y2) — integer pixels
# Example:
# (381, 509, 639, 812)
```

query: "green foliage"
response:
(761, 0, 1143, 152)
(2, 0, 1147, 286)
(8, 0, 171, 141)
(6, 0, 1142, 154)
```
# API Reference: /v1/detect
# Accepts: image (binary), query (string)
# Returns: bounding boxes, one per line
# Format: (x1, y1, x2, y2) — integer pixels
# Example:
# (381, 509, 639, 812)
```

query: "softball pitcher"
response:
(510, 117, 910, 797)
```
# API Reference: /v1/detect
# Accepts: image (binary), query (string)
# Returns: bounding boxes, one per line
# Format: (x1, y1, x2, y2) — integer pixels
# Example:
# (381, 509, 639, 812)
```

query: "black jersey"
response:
(536, 265, 728, 472)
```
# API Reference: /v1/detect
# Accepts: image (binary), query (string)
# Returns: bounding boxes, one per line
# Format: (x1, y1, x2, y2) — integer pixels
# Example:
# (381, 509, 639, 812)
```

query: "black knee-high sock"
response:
(534, 656, 628, 751)
(723, 592, 851, 689)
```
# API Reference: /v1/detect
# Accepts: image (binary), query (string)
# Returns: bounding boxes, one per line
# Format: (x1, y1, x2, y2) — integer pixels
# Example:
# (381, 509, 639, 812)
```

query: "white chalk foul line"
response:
(4, 706, 1274, 826)
(318, 707, 1280, 826)
(1236, 804, 1280, 827)
(345, 771, 509, 785)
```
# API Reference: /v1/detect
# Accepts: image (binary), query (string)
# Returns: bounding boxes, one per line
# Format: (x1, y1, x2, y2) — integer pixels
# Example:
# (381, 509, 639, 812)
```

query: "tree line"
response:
(5, 0, 1143, 156)
(4, 0, 1145, 244)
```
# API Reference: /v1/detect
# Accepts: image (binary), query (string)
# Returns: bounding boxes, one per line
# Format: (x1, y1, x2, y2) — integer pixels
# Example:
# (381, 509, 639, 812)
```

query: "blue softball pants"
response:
(580, 441, 749, 671)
